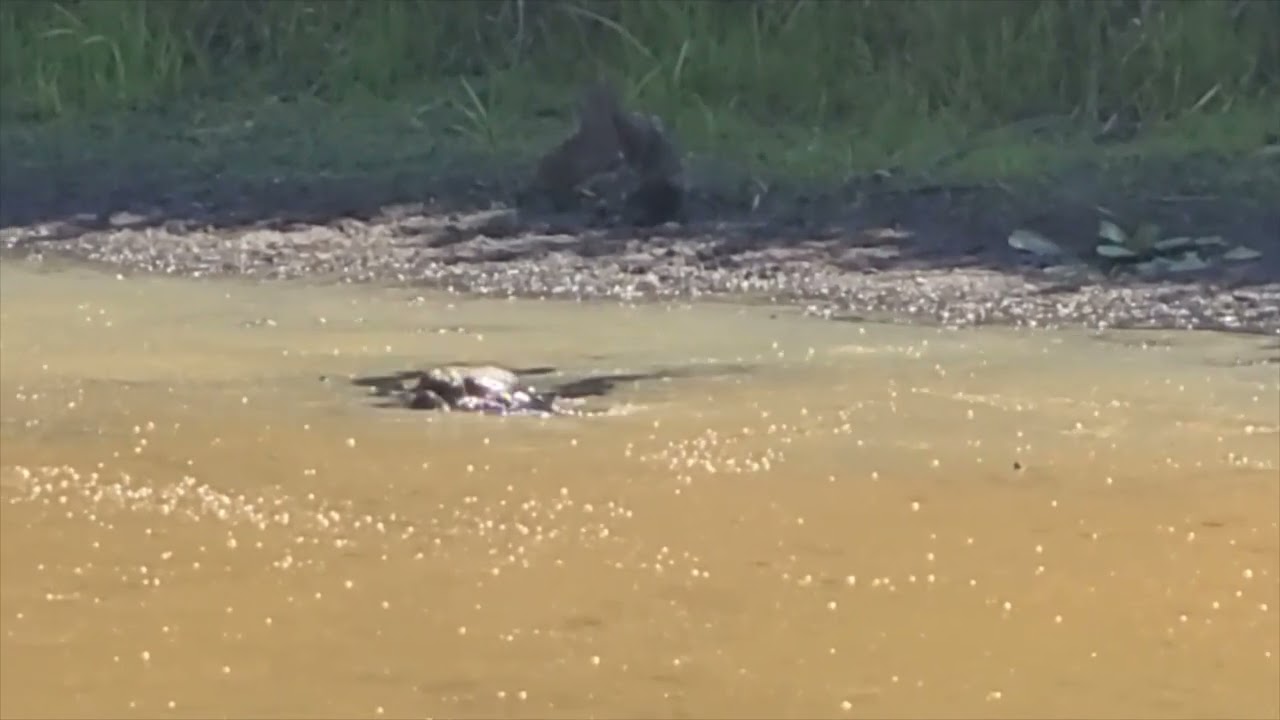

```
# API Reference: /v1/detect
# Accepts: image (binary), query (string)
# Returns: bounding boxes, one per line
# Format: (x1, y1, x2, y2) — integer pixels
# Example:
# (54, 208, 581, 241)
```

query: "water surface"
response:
(2, 261, 1277, 719)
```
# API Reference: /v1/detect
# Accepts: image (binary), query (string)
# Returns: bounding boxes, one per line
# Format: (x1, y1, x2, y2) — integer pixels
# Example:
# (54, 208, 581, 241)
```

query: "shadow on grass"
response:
(2, 99, 1278, 289)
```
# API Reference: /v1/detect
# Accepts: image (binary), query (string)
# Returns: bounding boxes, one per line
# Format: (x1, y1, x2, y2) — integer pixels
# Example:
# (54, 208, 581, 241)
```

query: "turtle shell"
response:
(406, 365, 558, 413)
(460, 366, 520, 398)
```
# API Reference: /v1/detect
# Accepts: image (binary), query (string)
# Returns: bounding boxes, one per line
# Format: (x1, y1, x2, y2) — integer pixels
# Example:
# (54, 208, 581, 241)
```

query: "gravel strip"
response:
(3, 208, 1278, 336)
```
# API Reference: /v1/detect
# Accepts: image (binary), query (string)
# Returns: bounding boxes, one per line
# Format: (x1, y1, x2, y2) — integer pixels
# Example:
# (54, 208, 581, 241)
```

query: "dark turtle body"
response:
(351, 361, 754, 418)
(406, 365, 559, 415)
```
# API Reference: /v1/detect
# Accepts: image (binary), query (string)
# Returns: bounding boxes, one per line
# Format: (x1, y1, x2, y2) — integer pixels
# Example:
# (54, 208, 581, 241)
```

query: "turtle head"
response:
(408, 387, 449, 410)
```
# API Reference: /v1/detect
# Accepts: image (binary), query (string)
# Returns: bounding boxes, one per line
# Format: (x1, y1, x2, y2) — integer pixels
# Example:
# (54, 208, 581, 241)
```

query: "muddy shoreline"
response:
(2, 157, 1278, 336)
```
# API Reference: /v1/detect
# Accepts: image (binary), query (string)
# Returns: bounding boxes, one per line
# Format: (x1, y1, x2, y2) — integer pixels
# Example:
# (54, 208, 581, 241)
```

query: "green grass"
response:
(1, 0, 1277, 193)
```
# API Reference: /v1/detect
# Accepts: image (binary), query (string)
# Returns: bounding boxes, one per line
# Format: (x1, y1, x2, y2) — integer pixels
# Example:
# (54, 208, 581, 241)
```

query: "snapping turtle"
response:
(405, 365, 560, 415)
(350, 361, 754, 417)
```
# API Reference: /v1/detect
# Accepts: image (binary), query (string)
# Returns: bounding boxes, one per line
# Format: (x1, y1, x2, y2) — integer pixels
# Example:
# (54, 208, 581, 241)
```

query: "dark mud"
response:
(2, 133, 1278, 335)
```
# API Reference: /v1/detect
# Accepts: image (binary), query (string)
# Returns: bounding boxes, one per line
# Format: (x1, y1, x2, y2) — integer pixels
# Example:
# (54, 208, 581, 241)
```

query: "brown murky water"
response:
(1, 260, 1277, 720)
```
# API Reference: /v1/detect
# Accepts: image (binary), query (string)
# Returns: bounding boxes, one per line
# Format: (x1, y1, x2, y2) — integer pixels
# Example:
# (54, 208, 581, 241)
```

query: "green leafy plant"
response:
(1094, 218, 1262, 274)
(449, 76, 498, 148)
(2, 0, 1277, 195)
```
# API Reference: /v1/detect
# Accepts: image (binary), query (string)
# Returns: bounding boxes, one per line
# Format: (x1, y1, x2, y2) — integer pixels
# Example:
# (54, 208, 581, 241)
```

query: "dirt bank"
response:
(2, 125, 1278, 335)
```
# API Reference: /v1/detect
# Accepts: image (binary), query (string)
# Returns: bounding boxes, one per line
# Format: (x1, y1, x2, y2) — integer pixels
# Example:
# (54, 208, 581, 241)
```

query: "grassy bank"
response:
(2, 0, 1277, 191)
